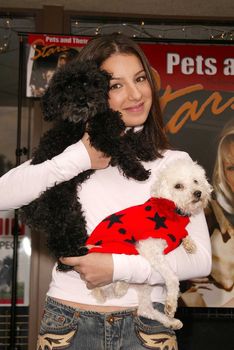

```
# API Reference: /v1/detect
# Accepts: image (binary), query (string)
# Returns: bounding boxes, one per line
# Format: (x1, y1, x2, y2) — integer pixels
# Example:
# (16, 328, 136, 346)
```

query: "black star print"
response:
(145, 205, 152, 211)
(125, 236, 137, 245)
(94, 240, 103, 246)
(103, 214, 125, 228)
(119, 228, 126, 234)
(147, 212, 167, 230)
(167, 234, 176, 242)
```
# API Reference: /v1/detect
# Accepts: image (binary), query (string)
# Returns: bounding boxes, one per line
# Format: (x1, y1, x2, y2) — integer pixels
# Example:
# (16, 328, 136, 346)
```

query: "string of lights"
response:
(71, 20, 234, 41)
(0, 17, 233, 54)
(0, 18, 12, 53)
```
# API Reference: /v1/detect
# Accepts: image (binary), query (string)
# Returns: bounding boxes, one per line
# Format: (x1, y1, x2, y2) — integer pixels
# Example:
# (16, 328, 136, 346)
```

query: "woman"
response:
(212, 119, 234, 228)
(0, 33, 211, 349)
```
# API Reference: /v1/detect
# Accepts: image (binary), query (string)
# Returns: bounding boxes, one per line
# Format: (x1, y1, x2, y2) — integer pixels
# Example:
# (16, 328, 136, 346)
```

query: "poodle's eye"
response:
(174, 183, 184, 189)
(194, 179, 198, 184)
(82, 80, 88, 87)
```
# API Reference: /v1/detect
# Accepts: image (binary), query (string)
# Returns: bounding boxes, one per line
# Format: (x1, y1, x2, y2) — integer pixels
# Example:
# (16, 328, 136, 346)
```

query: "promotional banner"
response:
(145, 41, 234, 309)
(0, 210, 31, 306)
(140, 42, 234, 176)
(141, 41, 234, 309)
(26, 35, 234, 309)
(26, 34, 90, 97)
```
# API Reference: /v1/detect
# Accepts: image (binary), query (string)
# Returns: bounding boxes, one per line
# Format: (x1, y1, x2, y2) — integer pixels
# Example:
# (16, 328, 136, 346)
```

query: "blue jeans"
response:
(37, 296, 178, 350)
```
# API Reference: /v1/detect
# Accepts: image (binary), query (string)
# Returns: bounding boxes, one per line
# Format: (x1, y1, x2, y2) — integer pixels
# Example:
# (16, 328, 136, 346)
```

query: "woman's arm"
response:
(0, 140, 91, 210)
(113, 210, 212, 285)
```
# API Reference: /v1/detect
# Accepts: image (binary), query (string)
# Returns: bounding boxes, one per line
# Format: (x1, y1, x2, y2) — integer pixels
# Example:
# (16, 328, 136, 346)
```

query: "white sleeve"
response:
(0, 140, 91, 210)
(112, 210, 212, 285)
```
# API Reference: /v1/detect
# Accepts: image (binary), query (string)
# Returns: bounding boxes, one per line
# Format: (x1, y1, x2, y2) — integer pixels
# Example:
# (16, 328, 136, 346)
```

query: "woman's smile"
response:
(125, 102, 145, 113)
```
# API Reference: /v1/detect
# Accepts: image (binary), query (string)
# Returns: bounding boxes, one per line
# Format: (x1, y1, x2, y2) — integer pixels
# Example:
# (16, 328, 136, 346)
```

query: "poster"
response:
(26, 34, 90, 98)
(0, 210, 31, 306)
(140, 41, 234, 308)
(140, 42, 234, 177)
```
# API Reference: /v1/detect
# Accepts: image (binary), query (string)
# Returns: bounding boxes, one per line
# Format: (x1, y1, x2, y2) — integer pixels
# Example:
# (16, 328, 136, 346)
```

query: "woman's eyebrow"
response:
(110, 69, 145, 80)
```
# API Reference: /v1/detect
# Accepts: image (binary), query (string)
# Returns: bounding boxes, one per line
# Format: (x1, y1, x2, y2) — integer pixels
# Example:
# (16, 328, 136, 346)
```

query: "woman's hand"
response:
(60, 253, 114, 289)
(82, 133, 111, 170)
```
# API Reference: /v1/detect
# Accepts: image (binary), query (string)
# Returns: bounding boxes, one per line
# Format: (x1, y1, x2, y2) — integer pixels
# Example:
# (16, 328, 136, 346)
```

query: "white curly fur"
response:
(151, 158, 212, 216)
(92, 158, 212, 329)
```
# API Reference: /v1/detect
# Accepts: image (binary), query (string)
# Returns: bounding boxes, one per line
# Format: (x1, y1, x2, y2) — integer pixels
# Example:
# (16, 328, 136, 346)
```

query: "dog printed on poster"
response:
(87, 158, 212, 329)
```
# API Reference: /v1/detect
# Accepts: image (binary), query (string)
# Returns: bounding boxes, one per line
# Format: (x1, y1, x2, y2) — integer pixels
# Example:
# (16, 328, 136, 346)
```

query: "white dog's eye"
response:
(194, 180, 198, 184)
(174, 183, 184, 189)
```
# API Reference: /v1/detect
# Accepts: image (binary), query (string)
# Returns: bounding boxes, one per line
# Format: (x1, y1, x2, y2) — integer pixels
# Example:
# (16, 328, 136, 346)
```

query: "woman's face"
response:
(101, 53, 152, 127)
(223, 141, 234, 192)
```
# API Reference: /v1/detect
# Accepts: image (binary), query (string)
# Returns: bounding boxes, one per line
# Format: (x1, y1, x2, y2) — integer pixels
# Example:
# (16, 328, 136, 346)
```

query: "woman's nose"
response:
(127, 83, 142, 100)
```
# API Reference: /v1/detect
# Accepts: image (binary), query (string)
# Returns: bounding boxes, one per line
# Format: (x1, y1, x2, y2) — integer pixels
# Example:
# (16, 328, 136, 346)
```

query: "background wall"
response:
(1, 0, 234, 18)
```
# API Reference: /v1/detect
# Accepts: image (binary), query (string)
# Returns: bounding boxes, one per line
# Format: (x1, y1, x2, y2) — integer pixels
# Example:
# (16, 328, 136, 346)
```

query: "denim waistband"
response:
(45, 296, 165, 318)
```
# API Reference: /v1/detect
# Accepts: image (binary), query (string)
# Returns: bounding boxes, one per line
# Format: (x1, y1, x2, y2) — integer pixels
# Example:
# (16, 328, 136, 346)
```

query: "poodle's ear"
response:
(40, 85, 61, 121)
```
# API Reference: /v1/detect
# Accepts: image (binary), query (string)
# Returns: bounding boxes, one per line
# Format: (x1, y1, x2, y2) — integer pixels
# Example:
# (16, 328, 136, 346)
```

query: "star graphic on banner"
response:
(103, 214, 125, 228)
(147, 212, 167, 230)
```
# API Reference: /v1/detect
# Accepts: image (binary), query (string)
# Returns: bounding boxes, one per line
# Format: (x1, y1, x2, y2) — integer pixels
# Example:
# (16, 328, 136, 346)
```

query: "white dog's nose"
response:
(194, 190, 202, 198)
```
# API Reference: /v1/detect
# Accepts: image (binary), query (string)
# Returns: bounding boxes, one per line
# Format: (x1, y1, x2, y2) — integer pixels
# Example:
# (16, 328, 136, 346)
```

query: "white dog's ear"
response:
(150, 179, 159, 197)
(151, 176, 171, 199)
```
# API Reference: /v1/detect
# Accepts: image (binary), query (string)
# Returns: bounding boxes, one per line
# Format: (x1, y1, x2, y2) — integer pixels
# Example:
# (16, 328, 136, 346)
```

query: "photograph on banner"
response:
(26, 34, 90, 98)
(140, 41, 234, 308)
(0, 210, 31, 306)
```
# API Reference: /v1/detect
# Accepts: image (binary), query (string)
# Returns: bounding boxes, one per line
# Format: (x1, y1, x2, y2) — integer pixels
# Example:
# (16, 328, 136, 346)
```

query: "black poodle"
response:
(20, 60, 151, 271)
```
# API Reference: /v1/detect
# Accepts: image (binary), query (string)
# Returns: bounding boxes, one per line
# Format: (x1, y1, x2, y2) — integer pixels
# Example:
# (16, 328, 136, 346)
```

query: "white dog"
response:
(87, 158, 212, 329)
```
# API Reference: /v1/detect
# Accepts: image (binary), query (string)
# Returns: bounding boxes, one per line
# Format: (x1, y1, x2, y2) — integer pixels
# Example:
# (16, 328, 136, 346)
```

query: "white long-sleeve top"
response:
(0, 141, 211, 307)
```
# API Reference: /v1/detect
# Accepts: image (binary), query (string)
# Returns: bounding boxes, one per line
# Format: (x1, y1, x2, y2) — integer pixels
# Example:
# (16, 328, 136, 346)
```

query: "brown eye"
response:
(194, 180, 198, 184)
(174, 183, 183, 189)
(136, 75, 146, 83)
(110, 83, 122, 90)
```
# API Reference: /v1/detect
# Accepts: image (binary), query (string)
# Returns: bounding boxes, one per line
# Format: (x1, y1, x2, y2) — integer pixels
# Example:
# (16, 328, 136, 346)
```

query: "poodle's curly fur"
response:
(20, 61, 152, 271)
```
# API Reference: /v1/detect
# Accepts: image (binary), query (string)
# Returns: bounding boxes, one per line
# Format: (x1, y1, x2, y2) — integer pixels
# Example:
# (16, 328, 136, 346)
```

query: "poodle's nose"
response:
(78, 95, 86, 105)
(194, 190, 202, 199)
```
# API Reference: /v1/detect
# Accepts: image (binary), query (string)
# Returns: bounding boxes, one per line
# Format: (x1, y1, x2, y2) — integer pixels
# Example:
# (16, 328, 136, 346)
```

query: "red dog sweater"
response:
(86, 197, 190, 255)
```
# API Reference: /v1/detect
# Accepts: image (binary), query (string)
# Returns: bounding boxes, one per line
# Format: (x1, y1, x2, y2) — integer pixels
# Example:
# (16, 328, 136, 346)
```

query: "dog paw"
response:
(182, 237, 197, 253)
(168, 318, 183, 330)
(164, 302, 176, 318)
(137, 309, 183, 330)
(91, 288, 107, 303)
(161, 317, 183, 330)
(114, 281, 129, 297)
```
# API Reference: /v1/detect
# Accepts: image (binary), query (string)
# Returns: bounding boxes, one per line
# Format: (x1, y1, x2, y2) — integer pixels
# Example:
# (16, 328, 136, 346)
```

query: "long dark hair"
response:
(77, 33, 170, 158)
